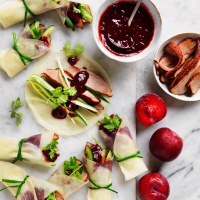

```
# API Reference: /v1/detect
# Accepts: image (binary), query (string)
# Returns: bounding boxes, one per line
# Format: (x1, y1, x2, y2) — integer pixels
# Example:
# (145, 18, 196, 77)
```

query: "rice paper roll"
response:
(0, 21, 54, 78)
(84, 142, 117, 200)
(0, 133, 60, 167)
(48, 156, 88, 199)
(0, 161, 64, 200)
(25, 50, 112, 136)
(57, 2, 93, 31)
(99, 115, 148, 181)
(0, 0, 69, 28)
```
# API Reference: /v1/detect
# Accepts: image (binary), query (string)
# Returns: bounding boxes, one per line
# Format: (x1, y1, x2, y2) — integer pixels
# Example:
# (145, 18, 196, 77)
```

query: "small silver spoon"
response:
(128, 0, 143, 27)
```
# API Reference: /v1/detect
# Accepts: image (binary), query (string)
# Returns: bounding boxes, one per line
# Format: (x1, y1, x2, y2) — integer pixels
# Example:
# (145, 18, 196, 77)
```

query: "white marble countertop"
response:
(0, 0, 199, 200)
(137, 0, 200, 199)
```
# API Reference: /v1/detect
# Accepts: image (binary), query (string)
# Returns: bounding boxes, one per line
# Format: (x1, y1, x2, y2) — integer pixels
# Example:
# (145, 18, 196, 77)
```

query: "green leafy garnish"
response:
(43, 140, 59, 160)
(64, 157, 83, 180)
(10, 97, 24, 126)
(0, 176, 29, 198)
(29, 22, 43, 40)
(52, 87, 77, 109)
(62, 42, 84, 58)
(12, 32, 33, 65)
(102, 115, 122, 132)
(46, 192, 56, 200)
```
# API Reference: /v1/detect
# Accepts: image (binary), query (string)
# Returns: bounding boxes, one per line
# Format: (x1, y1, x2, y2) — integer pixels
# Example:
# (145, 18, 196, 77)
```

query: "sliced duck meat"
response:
(170, 40, 200, 95)
(94, 103, 104, 115)
(25, 134, 41, 147)
(65, 65, 112, 97)
(155, 42, 182, 73)
(178, 38, 197, 60)
(188, 72, 200, 95)
(81, 90, 100, 105)
(64, 65, 80, 77)
(42, 69, 101, 105)
(155, 39, 197, 78)
(163, 42, 184, 77)
(42, 69, 62, 88)
(154, 54, 178, 73)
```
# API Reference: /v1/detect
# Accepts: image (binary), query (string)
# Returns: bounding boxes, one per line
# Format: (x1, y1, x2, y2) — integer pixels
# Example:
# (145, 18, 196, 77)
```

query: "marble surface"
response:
(0, 0, 136, 200)
(0, 0, 199, 200)
(137, 0, 200, 200)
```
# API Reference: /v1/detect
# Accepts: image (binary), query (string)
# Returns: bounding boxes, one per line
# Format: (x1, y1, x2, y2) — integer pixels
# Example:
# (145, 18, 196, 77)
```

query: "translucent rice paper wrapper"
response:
(0, 0, 69, 28)
(100, 120, 148, 181)
(84, 156, 113, 200)
(48, 160, 88, 198)
(0, 133, 58, 167)
(0, 161, 63, 200)
(25, 52, 111, 136)
(0, 24, 50, 78)
(0, 0, 91, 28)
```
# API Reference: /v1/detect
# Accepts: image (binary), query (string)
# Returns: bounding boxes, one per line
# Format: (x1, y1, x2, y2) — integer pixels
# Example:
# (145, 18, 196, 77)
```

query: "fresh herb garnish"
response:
(62, 42, 84, 58)
(43, 140, 59, 160)
(29, 22, 43, 40)
(12, 139, 25, 163)
(21, 0, 35, 27)
(12, 32, 33, 65)
(46, 192, 56, 200)
(102, 115, 122, 132)
(10, 97, 24, 126)
(0, 176, 29, 198)
(52, 87, 77, 109)
(115, 151, 143, 162)
(64, 157, 83, 180)
(89, 179, 118, 194)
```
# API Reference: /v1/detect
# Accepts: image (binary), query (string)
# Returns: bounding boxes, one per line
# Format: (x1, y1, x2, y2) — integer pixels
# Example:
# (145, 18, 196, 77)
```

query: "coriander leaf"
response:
(74, 44, 84, 57)
(10, 98, 24, 126)
(64, 87, 77, 96)
(62, 42, 84, 58)
(43, 140, 59, 160)
(102, 114, 122, 132)
(52, 87, 62, 98)
(63, 156, 83, 180)
(29, 23, 43, 40)
(46, 192, 56, 200)
(51, 87, 77, 109)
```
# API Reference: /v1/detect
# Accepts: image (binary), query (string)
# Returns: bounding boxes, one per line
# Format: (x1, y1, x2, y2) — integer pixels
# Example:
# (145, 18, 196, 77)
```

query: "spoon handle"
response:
(128, 0, 143, 27)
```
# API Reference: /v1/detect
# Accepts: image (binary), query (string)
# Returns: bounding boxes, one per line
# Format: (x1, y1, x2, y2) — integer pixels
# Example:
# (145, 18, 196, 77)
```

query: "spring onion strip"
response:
(89, 179, 118, 194)
(57, 59, 70, 87)
(12, 139, 25, 163)
(12, 33, 33, 66)
(1, 176, 29, 198)
(21, 0, 35, 26)
(115, 151, 143, 162)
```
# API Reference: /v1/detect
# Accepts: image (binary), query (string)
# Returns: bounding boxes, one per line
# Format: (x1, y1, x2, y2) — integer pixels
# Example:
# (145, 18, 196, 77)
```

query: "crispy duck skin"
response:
(65, 65, 113, 97)
(42, 69, 100, 105)
(187, 72, 200, 95)
(170, 40, 200, 95)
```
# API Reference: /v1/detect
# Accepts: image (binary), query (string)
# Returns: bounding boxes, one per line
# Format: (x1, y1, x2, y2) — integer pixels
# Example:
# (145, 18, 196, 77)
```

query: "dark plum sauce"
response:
(51, 71, 89, 119)
(99, 1, 154, 56)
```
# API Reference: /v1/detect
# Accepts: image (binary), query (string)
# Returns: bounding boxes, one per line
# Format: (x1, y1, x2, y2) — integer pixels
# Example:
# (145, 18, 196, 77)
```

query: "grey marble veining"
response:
(137, 0, 200, 199)
(0, 0, 200, 199)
